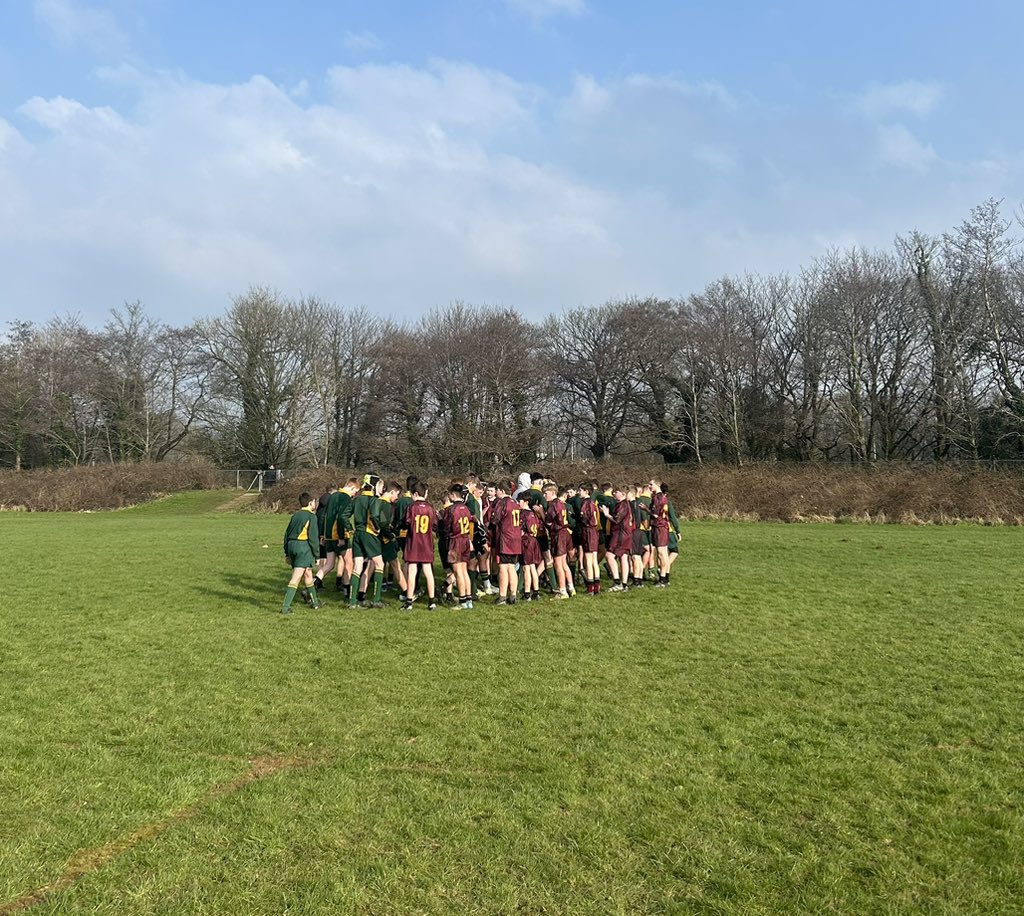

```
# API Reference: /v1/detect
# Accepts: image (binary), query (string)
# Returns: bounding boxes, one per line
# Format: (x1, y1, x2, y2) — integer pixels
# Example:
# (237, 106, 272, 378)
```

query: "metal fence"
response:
(216, 469, 288, 492)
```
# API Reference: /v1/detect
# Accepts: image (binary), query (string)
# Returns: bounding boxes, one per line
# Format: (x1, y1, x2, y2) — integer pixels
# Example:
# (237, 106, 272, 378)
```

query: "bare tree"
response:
(544, 301, 649, 459)
(199, 287, 313, 467)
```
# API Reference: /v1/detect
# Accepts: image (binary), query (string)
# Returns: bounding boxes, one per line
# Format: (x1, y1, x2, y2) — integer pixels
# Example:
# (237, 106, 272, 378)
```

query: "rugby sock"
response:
(281, 586, 298, 614)
(352, 588, 363, 607)
(545, 565, 557, 590)
(372, 570, 384, 603)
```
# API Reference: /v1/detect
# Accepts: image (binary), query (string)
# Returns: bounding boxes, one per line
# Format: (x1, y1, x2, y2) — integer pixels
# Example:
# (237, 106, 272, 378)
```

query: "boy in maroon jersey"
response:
(436, 492, 455, 603)
(601, 485, 634, 591)
(518, 493, 543, 601)
(578, 481, 602, 595)
(489, 479, 522, 605)
(446, 484, 475, 609)
(481, 481, 498, 592)
(629, 484, 650, 587)
(649, 477, 671, 587)
(543, 483, 575, 599)
(403, 481, 438, 610)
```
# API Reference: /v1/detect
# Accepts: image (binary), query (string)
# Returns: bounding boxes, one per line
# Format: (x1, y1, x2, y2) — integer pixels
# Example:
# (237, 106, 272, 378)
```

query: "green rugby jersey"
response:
(283, 508, 318, 553)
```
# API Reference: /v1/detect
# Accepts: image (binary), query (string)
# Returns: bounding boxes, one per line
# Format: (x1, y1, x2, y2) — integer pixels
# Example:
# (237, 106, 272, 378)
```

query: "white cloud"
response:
(504, 0, 586, 21)
(857, 80, 944, 119)
(693, 144, 737, 172)
(327, 59, 540, 135)
(0, 60, 1008, 326)
(876, 123, 939, 171)
(567, 74, 610, 116)
(32, 0, 129, 55)
(0, 117, 25, 153)
(1, 63, 615, 320)
(343, 29, 382, 52)
(19, 95, 131, 135)
(623, 74, 738, 110)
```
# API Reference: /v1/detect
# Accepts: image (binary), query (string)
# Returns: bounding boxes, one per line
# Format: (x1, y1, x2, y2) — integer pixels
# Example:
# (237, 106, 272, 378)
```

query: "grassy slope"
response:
(0, 495, 1021, 914)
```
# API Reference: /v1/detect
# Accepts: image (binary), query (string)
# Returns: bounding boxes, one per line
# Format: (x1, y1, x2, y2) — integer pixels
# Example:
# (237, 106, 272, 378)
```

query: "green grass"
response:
(0, 503, 1022, 914)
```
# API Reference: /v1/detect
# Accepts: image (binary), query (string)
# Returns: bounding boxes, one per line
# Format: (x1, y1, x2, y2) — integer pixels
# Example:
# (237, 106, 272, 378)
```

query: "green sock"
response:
(373, 570, 384, 603)
(546, 565, 557, 589)
(349, 581, 359, 606)
(281, 586, 298, 614)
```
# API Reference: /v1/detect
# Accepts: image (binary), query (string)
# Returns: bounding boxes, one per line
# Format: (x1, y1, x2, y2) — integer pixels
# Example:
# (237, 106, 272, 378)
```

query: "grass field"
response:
(1, 493, 1022, 914)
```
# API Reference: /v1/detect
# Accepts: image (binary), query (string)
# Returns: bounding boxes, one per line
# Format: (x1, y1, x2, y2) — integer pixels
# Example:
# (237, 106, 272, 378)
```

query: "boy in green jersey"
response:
(351, 474, 392, 608)
(281, 492, 324, 614)
(665, 484, 682, 584)
(318, 477, 358, 595)
(380, 480, 408, 595)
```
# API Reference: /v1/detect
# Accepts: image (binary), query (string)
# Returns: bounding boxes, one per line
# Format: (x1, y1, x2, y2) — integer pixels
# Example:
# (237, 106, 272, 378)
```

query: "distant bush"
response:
(247, 463, 1024, 525)
(0, 459, 219, 511)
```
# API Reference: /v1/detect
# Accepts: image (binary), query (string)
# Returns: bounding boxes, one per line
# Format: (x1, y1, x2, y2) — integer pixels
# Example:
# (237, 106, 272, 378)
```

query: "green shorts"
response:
(286, 540, 317, 569)
(352, 530, 382, 559)
(381, 537, 399, 562)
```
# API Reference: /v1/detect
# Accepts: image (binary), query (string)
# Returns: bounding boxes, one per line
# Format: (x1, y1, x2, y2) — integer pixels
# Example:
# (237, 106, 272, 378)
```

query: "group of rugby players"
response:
(280, 470, 682, 614)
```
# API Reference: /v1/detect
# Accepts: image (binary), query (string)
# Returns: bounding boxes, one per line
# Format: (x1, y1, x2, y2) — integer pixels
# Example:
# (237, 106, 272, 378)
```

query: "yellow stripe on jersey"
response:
(298, 520, 310, 541)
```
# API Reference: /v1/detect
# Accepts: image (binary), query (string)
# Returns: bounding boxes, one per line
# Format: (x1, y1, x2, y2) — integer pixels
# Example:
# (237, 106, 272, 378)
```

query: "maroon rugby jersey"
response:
(650, 491, 669, 531)
(491, 495, 523, 555)
(613, 499, 634, 535)
(580, 498, 599, 533)
(545, 498, 569, 538)
(446, 502, 473, 556)
(404, 500, 438, 564)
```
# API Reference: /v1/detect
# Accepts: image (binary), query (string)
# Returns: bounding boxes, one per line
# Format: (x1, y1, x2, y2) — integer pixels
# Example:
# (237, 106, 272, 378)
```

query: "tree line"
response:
(2, 199, 1023, 472)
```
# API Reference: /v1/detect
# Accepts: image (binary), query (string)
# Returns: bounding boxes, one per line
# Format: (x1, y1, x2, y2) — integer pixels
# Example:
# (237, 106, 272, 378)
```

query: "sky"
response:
(2, 0, 1024, 327)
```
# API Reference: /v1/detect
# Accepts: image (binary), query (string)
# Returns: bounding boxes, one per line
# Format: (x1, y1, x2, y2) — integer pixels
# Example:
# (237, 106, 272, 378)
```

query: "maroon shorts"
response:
(521, 536, 542, 566)
(609, 532, 631, 558)
(447, 537, 472, 565)
(404, 543, 435, 565)
(581, 527, 599, 553)
(651, 526, 669, 548)
(550, 529, 572, 557)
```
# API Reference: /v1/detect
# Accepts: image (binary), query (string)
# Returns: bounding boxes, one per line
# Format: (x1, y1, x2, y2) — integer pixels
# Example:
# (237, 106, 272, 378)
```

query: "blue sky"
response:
(1, 0, 1023, 325)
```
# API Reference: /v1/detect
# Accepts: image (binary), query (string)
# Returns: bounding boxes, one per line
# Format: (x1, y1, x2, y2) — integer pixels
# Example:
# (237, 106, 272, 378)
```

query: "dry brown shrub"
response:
(245, 462, 1024, 525)
(0, 458, 219, 511)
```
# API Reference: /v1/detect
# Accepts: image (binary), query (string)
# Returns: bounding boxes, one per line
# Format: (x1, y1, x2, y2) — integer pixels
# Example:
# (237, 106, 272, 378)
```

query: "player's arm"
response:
(668, 501, 681, 535)
(374, 500, 394, 540)
(340, 497, 355, 536)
